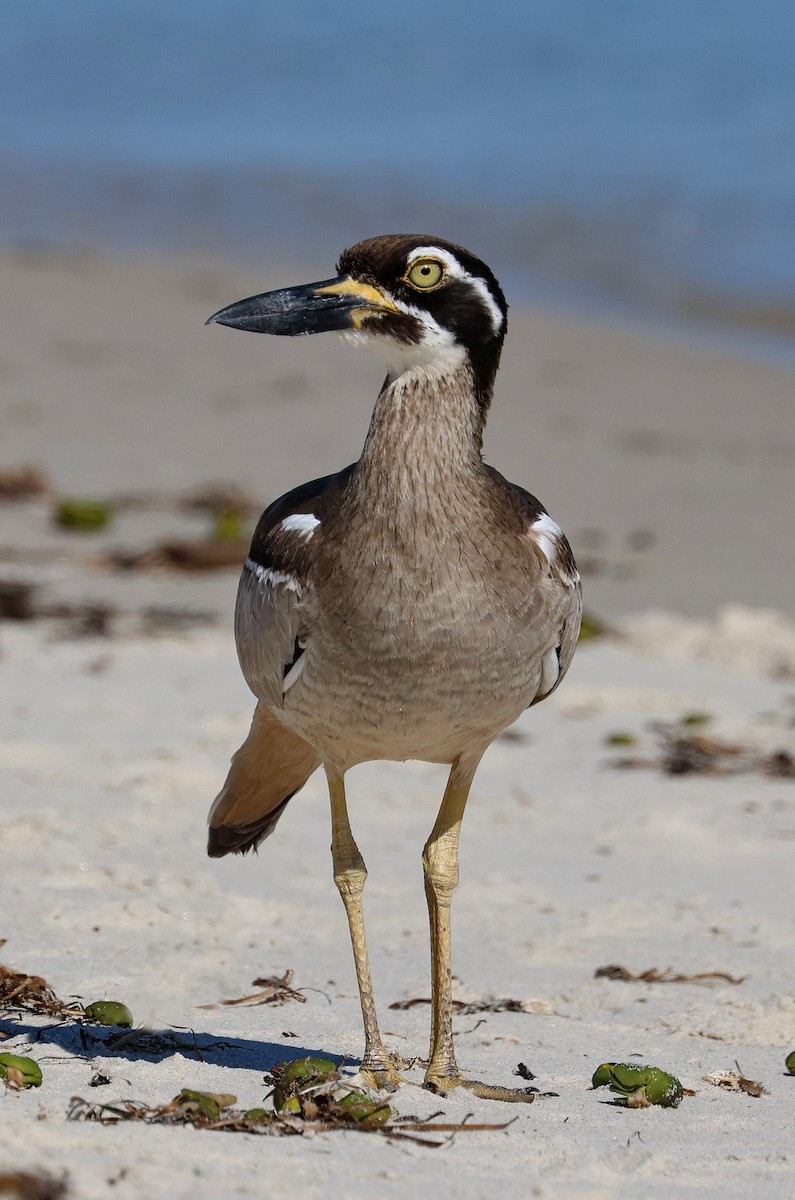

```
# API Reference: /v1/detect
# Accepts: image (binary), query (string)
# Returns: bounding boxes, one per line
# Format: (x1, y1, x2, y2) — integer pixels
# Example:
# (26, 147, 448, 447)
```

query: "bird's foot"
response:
(359, 1051, 409, 1092)
(424, 1071, 538, 1103)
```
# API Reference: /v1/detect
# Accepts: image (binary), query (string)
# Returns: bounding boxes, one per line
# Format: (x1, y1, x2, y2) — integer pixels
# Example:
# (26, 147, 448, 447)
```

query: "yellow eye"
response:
(406, 258, 444, 290)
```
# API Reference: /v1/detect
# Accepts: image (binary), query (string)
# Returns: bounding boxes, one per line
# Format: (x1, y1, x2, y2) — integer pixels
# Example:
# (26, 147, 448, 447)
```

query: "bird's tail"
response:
(208, 703, 321, 857)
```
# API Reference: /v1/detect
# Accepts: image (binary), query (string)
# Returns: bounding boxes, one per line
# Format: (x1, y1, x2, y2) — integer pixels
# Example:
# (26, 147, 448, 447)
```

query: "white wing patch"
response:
(537, 646, 561, 699)
(282, 651, 307, 692)
(531, 513, 564, 567)
(279, 513, 320, 540)
(244, 559, 302, 594)
(528, 514, 579, 587)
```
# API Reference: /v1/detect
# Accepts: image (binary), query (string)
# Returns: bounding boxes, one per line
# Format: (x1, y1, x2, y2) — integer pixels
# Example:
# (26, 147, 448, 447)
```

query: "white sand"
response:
(1, 248, 795, 1198)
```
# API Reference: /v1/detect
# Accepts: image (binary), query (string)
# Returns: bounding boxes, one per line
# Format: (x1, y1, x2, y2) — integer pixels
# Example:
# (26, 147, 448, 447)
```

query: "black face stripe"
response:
(360, 308, 423, 346)
(337, 235, 508, 406)
(337, 235, 507, 328)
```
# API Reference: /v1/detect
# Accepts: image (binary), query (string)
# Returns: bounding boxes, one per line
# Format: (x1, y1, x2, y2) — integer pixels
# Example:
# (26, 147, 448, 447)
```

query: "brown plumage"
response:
(206, 235, 581, 1102)
(208, 702, 320, 856)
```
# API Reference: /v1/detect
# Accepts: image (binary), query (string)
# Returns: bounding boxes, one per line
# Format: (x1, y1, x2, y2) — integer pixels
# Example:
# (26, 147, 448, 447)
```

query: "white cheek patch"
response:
(279, 513, 320, 540)
(342, 306, 466, 379)
(408, 246, 505, 338)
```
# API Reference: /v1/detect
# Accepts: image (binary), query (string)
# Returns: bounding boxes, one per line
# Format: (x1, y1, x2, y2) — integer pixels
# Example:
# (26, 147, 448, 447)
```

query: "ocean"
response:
(2, 0, 795, 346)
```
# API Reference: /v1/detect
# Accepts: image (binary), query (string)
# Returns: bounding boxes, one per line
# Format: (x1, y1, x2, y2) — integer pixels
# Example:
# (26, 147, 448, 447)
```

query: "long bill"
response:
(206, 276, 398, 337)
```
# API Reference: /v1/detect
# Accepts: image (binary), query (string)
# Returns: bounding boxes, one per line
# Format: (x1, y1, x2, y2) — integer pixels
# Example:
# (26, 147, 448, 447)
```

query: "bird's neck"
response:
(357, 360, 490, 500)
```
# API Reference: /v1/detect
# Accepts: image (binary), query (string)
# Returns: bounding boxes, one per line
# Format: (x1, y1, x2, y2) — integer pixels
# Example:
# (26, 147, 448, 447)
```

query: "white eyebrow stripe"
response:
(279, 513, 320, 540)
(408, 245, 505, 337)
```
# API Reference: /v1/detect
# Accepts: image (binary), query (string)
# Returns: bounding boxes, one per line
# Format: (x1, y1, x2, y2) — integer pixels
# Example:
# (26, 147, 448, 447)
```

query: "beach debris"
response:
(0, 958, 80, 1018)
(139, 604, 218, 634)
(269, 1057, 392, 1127)
(175, 1089, 238, 1119)
(766, 750, 795, 777)
(199, 969, 317, 1010)
(67, 1084, 511, 1143)
(0, 586, 115, 634)
(0, 1170, 68, 1200)
(0, 464, 50, 501)
(271, 1055, 339, 1114)
(108, 537, 248, 572)
(335, 1091, 393, 1128)
(604, 731, 636, 746)
(83, 1001, 134, 1028)
(54, 498, 113, 531)
(389, 993, 552, 1016)
(786, 1051, 795, 1075)
(703, 1068, 766, 1097)
(505, 1063, 557, 1097)
(0, 955, 146, 1038)
(47, 601, 115, 638)
(0, 1053, 43, 1089)
(591, 1062, 684, 1108)
(608, 719, 794, 778)
(680, 710, 712, 726)
(213, 508, 247, 541)
(181, 482, 257, 518)
(594, 964, 748, 987)
(0, 580, 37, 621)
(578, 611, 610, 642)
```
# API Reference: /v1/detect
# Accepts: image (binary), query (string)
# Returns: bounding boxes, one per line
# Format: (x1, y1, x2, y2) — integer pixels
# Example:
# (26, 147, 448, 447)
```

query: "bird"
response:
(205, 235, 581, 1102)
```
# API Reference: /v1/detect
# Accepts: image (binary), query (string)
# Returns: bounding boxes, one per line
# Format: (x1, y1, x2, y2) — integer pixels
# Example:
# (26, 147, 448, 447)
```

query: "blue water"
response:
(2, 0, 795, 329)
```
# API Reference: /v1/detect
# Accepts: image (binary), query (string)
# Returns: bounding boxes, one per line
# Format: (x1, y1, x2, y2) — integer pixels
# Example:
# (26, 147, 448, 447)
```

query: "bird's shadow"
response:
(0, 1014, 350, 1077)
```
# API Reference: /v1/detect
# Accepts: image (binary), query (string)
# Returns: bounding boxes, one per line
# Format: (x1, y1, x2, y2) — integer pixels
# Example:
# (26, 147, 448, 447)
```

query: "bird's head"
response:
(207, 234, 508, 398)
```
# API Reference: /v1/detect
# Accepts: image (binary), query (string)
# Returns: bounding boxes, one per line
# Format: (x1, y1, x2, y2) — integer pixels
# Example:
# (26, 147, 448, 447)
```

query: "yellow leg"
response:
(326, 766, 403, 1090)
(422, 756, 537, 1103)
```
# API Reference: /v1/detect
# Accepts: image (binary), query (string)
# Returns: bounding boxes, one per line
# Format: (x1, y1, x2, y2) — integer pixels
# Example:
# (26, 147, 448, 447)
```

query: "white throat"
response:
(343, 317, 466, 381)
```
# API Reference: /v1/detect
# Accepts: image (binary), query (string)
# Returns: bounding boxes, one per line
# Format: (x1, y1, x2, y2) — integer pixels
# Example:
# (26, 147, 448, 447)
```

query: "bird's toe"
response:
(424, 1072, 539, 1103)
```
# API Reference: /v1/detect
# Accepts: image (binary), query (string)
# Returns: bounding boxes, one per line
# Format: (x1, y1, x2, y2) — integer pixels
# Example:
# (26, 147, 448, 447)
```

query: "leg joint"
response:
(422, 837, 460, 898)
(333, 859, 367, 900)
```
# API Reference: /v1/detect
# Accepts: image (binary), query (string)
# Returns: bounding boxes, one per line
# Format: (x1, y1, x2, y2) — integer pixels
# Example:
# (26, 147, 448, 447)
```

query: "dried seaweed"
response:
(389, 995, 550, 1015)
(609, 721, 794, 778)
(703, 1068, 766, 1097)
(0, 465, 50, 501)
(66, 1089, 514, 1145)
(595, 964, 748, 987)
(107, 538, 248, 573)
(0, 1172, 67, 1200)
(199, 970, 324, 1010)
(0, 961, 81, 1019)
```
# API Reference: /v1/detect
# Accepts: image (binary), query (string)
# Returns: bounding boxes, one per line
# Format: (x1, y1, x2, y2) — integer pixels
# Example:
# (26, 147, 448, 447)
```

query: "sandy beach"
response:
(1, 245, 795, 1199)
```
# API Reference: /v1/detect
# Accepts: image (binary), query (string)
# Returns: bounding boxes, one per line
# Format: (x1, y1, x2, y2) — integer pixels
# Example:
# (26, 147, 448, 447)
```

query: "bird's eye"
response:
(406, 258, 445, 290)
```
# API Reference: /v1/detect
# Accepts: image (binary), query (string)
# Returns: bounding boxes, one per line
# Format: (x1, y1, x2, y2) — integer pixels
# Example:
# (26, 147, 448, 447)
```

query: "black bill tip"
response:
(206, 277, 376, 337)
